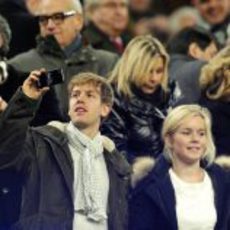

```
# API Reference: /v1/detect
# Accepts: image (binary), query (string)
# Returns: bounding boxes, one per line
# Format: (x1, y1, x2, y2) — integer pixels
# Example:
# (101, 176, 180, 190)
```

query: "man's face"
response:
(92, 0, 129, 36)
(68, 84, 110, 134)
(38, 0, 83, 48)
(194, 0, 230, 25)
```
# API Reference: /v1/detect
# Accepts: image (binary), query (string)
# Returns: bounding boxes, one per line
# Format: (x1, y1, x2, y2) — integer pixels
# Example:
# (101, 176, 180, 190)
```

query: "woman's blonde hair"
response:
(200, 56, 230, 101)
(162, 104, 216, 165)
(108, 35, 169, 98)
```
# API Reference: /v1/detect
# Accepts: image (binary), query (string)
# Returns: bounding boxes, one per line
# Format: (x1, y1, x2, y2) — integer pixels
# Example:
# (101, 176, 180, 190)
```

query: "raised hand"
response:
(22, 69, 49, 100)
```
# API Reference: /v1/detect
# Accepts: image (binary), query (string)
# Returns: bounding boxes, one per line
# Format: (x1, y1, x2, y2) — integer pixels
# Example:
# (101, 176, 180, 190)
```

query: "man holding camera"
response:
(0, 70, 130, 230)
(3, 0, 118, 124)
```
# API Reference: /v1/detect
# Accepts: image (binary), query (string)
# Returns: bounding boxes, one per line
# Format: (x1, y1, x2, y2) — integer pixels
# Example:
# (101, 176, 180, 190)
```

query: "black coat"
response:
(0, 90, 130, 230)
(102, 86, 168, 162)
(199, 95, 230, 156)
(129, 156, 230, 230)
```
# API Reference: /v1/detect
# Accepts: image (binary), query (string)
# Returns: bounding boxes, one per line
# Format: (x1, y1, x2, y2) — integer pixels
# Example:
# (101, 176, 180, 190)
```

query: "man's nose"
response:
(46, 18, 56, 28)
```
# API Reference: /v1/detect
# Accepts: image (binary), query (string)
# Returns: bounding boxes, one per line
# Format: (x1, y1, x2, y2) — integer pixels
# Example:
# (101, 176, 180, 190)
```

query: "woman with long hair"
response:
(102, 35, 170, 162)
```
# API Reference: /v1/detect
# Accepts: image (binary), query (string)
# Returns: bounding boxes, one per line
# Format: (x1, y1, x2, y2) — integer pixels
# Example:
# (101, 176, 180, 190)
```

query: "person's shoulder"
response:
(89, 46, 119, 59)
(7, 49, 39, 66)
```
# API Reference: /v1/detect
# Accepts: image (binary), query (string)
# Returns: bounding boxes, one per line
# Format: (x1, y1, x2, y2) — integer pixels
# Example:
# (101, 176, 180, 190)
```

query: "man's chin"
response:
(72, 121, 88, 130)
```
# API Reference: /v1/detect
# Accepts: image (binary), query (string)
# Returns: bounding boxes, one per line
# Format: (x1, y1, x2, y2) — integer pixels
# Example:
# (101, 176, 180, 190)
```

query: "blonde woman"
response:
(199, 56, 230, 157)
(129, 104, 230, 230)
(101, 35, 170, 162)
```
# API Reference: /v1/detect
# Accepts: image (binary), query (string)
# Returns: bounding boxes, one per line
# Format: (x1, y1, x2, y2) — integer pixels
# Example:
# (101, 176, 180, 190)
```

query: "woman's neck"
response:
(172, 161, 204, 183)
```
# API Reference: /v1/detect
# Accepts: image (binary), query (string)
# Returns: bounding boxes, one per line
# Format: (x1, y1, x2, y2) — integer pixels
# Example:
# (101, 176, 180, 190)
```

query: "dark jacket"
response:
(102, 86, 168, 162)
(8, 35, 118, 122)
(169, 54, 207, 106)
(129, 156, 230, 230)
(83, 22, 132, 55)
(0, 90, 130, 230)
(199, 95, 230, 156)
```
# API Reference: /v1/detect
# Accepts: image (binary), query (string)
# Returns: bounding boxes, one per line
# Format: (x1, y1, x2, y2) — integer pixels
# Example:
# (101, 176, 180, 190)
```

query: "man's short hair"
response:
(167, 26, 217, 55)
(68, 72, 114, 107)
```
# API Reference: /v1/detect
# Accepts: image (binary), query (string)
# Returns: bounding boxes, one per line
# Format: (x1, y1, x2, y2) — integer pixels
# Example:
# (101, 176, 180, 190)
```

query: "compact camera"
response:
(36, 69, 65, 88)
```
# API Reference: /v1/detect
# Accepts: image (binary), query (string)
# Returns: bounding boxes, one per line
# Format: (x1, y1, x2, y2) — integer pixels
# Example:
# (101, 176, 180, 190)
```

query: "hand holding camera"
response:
(22, 69, 64, 100)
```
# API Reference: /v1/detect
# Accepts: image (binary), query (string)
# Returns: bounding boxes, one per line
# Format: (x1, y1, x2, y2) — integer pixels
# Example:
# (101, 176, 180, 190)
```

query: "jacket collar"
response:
(36, 35, 98, 64)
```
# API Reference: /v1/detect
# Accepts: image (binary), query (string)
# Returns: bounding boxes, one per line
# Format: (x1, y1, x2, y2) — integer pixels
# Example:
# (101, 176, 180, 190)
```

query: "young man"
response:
(0, 71, 130, 230)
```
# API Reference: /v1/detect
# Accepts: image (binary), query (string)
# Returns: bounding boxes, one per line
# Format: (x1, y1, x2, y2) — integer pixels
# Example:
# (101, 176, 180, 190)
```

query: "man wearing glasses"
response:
(5, 0, 118, 123)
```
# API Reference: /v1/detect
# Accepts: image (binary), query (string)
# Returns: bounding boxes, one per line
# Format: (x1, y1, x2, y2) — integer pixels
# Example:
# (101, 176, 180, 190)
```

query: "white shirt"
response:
(169, 168, 217, 230)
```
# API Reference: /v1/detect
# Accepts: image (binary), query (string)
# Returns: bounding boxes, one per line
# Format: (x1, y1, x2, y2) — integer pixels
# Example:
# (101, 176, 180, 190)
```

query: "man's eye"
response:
(181, 131, 190, 135)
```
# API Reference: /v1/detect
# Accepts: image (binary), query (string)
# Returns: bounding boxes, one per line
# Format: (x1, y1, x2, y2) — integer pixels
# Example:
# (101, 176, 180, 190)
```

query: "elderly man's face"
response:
(92, 0, 129, 36)
(194, 0, 230, 25)
(37, 0, 83, 48)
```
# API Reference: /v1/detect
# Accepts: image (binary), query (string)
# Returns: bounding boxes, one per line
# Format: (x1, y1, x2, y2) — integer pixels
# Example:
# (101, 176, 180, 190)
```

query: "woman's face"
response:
(167, 115, 208, 166)
(140, 56, 164, 94)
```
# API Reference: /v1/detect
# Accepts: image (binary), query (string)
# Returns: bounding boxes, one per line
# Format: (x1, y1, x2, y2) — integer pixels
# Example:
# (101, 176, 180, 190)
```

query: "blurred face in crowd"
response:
(129, 0, 152, 12)
(140, 56, 164, 94)
(68, 84, 110, 137)
(37, 0, 83, 48)
(193, 0, 230, 25)
(166, 115, 207, 167)
(90, 0, 129, 37)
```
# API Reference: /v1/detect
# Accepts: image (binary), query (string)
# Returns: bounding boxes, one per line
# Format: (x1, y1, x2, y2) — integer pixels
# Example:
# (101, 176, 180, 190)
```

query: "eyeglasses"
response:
(38, 10, 77, 26)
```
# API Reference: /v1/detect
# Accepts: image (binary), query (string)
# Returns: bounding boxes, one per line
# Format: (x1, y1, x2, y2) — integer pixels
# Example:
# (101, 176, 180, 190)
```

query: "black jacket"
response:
(0, 90, 130, 230)
(199, 95, 230, 156)
(102, 86, 168, 162)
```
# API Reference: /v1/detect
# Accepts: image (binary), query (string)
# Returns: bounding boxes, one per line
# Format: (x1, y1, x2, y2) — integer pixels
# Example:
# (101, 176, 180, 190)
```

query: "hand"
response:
(22, 69, 49, 100)
(0, 96, 7, 112)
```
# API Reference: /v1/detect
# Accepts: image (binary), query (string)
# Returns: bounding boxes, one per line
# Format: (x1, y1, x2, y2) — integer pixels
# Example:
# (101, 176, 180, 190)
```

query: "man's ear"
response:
(188, 42, 202, 59)
(101, 104, 111, 118)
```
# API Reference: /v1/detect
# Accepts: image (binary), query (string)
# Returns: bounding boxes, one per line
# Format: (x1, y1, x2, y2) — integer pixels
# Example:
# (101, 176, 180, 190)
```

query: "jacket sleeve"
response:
(0, 88, 40, 169)
(129, 191, 159, 230)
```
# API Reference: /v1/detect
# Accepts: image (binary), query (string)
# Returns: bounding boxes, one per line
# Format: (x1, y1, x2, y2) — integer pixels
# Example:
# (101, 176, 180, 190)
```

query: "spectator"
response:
(0, 71, 130, 229)
(102, 35, 170, 162)
(132, 14, 170, 44)
(169, 6, 201, 34)
(6, 0, 118, 124)
(199, 55, 230, 157)
(83, 0, 131, 54)
(167, 26, 218, 105)
(192, 0, 230, 47)
(0, 14, 25, 228)
(0, 0, 39, 58)
(129, 104, 230, 229)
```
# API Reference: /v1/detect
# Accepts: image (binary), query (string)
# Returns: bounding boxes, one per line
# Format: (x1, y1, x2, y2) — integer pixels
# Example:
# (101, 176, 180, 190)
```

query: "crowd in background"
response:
(0, 0, 230, 229)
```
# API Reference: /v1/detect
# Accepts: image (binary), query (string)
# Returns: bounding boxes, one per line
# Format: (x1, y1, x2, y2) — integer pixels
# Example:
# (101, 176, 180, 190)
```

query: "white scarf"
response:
(66, 122, 108, 222)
